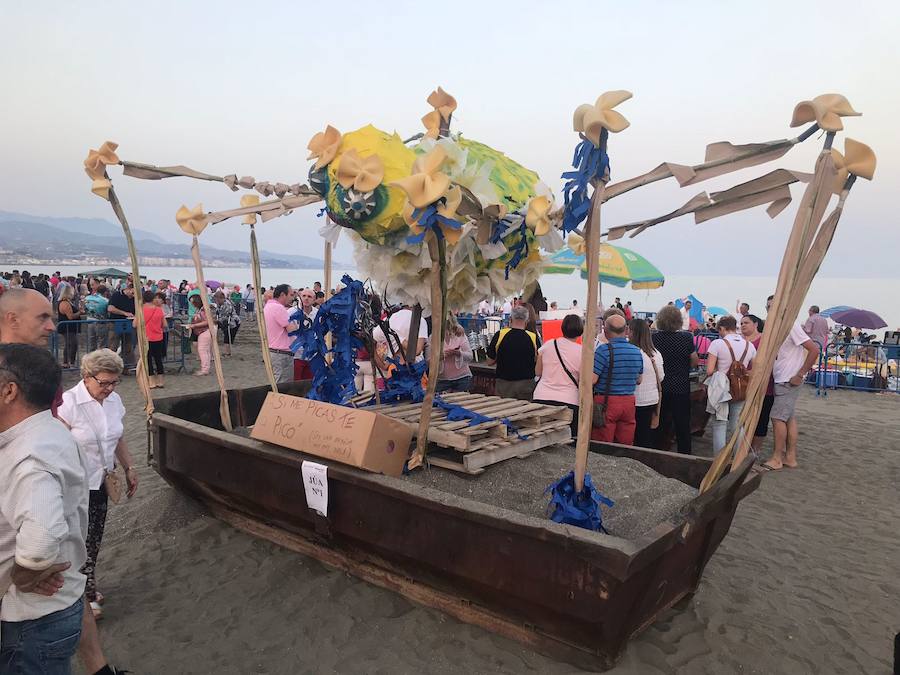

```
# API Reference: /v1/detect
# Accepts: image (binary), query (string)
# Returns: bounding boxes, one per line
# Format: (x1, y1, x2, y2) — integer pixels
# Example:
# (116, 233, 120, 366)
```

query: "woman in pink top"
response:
(188, 294, 211, 376)
(134, 290, 167, 388)
(427, 314, 474, 393)
(534, 314, 586, 438)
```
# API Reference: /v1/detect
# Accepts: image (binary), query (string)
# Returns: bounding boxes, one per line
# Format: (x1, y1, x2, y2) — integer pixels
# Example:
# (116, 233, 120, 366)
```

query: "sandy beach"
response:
(73, 327, 899, 674)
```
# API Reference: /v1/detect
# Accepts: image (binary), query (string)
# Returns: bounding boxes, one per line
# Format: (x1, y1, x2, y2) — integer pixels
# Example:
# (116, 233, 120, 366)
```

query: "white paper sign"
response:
(301, 460, 329, 517)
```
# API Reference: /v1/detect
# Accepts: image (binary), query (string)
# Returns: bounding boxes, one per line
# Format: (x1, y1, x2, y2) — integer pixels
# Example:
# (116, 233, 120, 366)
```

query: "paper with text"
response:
(301, 460, 329, 516)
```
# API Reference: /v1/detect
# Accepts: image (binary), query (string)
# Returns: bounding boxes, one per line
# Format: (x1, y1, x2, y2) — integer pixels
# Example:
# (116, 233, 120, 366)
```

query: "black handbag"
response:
(554, 338, 611, 429)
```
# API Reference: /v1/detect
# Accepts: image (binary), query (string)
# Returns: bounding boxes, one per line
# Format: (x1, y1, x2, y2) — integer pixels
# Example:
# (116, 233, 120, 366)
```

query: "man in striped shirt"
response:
(591, 314, 643, 444)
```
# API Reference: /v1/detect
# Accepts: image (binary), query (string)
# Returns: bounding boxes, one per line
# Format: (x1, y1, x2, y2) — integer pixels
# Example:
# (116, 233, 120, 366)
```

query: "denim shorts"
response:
(0, 596, 84, 675)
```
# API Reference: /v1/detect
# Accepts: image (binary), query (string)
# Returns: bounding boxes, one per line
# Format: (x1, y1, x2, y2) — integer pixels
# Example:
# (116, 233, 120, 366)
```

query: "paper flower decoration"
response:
(422, 110, 441, 140)
(240, 194, 260, 225)
(391, 146, 451, 209)
(83, 141, 120, 200)
(405, 185, 464, 245)
(572, 91, 633, 145)
(790, 94, 860, 132)
(566, 231, 587, 255)
(525, 195, 552, 236)
(176, 203, 209, 236)
(307, 125, 342, 170)
(427, 87, 457, 121)
(830, 138, 876, 193)
(336, 149, 385, 192)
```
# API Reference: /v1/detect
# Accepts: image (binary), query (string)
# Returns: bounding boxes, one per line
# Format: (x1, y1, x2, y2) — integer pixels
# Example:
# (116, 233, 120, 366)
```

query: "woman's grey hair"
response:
(80, 348, 124, 378)
(655, 305, 684, 332)
(510, 306, 529, 322)
(58, 283, 75, 301)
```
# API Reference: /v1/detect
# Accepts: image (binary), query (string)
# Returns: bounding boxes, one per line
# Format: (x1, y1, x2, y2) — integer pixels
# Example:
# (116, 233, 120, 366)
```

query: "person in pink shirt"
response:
(189, 295, 211, 376)
(534, 314, 596, 438)
(134, 291, 167, 388)
(426, 314, 473, 393)
(264, 284, 299, 383)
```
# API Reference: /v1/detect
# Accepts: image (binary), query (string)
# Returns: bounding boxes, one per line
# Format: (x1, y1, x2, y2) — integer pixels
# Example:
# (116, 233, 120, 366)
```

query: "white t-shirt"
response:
(635, 349, 665, 407)
(501, 301, 512, 315)
(773, 322, 813, 383)
(478, 300, 492, 316)
(707, 334, 756, 379)
(372, 308, 429, 362)
(681, 307, 692, 330)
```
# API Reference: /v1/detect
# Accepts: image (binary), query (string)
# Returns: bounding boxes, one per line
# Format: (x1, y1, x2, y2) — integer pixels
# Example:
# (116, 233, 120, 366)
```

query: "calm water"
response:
(25, 265, 900, 331)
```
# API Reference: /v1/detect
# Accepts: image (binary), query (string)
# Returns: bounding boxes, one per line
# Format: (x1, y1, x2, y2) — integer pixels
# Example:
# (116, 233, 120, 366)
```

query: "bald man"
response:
(0, 288, 124, 674)
(591, 314, 644, 445)
(0, 288, 56, 347)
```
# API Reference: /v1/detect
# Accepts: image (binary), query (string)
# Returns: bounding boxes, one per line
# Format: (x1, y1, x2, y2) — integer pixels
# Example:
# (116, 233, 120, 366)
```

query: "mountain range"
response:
(0, 210, 350, 269)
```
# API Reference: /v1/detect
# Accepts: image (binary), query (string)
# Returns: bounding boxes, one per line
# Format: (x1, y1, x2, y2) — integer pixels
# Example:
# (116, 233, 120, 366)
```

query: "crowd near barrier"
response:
(812, 338, 899, 396)
(50, 318, 186, 373)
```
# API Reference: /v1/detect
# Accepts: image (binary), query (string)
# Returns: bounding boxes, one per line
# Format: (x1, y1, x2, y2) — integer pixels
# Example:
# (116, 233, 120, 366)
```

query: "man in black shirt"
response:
(107, 285, 136, 371)
(487, 306, 541, 400)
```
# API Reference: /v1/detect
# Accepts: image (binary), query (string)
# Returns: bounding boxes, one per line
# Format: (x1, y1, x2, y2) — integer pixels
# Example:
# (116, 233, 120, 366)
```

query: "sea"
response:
(21, 265, 900, 332)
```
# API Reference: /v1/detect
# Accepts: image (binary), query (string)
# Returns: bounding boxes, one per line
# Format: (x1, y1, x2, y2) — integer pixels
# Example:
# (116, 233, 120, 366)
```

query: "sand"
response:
(405, 449, 697, 539)
(78, 323, 899, 674)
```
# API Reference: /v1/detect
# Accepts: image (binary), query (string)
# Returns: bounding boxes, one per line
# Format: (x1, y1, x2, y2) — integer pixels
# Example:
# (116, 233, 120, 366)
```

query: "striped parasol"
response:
(544, 242, 665, 290)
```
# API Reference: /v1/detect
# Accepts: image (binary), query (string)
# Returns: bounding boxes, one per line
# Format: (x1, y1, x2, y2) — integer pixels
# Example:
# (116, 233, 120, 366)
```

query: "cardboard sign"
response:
(301, 460, 328, 516)
(251, 393, 413, 477)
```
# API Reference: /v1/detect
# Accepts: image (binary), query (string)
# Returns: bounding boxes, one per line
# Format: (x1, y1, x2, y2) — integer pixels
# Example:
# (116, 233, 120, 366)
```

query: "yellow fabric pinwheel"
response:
(525, 195, 552, 236)
(572, 91, 632, 145)
(790, 93, 860, 132)
(240, 194, 260, 225)
(307, 125, 342, 170)
(391, 146, 451, 209)
(427, 87, 457, 121)
(422, 110, 441, 140)
(566, 231, 587, 256)
(336, 149, 385, 192)
(176, 204, 209, 236)
(830, 138, 876, 193)
(83, 141, 120, 200)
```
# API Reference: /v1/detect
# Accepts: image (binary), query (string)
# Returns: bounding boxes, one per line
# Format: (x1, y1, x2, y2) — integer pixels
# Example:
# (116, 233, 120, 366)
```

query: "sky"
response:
(1, 0, 898, 278)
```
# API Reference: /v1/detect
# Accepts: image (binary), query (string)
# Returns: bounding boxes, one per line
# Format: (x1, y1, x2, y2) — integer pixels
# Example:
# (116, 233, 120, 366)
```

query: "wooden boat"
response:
(150, 381, 760, 670)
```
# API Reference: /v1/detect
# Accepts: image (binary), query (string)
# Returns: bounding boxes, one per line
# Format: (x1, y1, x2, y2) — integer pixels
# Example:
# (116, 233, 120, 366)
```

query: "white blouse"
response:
(58, 380, 126, 490)
(635, 350, 665, 407)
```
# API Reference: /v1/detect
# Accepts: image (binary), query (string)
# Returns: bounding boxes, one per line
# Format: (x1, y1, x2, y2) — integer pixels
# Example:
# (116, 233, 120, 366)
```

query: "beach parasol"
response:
(829, 308, 886, 329)
(544, 241, 665, 290)
(205, 279, 223, 289)
(819, 305, 854, 318)
(706, 306, 729, 316)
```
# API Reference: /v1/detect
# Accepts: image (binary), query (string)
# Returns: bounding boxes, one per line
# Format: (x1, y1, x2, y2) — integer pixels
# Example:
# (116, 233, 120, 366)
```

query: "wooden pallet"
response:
(367, 393, 573, 474)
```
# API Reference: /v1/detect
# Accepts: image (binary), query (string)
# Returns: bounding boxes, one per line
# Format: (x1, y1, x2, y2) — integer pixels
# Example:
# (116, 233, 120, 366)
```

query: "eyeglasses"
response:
(91, 375, 121, 388)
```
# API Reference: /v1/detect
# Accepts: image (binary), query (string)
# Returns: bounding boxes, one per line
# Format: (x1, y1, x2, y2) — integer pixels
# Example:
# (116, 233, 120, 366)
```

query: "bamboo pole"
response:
(190, 237, 233, 431)
(409, 232, 447, 469)
(250, 225, 278, 392)
(324, 240, 333, 365)
(106, 182, 153, 417)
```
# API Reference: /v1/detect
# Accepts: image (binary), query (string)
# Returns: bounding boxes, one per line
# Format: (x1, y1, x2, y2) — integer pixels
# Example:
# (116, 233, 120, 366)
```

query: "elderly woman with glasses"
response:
(57, 348, 138, 619)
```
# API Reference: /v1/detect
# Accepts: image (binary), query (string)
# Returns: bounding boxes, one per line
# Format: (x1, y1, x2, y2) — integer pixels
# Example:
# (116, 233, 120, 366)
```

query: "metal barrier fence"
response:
(457, 315, 507, 361)
(813, 338, 899, 396)
(50, 318, 187, 373)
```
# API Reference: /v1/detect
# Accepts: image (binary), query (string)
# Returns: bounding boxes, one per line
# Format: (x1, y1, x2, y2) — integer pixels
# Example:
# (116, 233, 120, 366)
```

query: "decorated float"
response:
(84, 87, 874, 668)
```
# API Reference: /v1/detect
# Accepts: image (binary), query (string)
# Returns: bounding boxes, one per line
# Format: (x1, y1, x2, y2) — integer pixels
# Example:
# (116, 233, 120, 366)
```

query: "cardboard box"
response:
(250, 393, 413, 477)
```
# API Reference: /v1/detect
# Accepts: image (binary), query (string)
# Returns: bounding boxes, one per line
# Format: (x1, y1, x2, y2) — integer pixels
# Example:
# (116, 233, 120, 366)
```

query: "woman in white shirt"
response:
(629, 318, 664, 448)
(58, 348, 138, 620)
(706, 315, 756, 453)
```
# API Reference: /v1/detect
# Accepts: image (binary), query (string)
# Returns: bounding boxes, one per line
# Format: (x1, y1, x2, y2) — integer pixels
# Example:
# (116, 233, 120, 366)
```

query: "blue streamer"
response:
(504, 219, 529, 280)
(405, 204, 463, 244)
(432, 395, 528, 439)
(561, 139, 611, 234)
(545, 471, 614, 533)
(288, 274, 364, 405)
(376, 358, 428, 403)
(489, 217, 513, 245)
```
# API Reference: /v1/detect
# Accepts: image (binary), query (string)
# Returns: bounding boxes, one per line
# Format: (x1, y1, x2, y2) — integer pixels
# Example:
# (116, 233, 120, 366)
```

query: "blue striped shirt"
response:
(593, 338, 644, 395)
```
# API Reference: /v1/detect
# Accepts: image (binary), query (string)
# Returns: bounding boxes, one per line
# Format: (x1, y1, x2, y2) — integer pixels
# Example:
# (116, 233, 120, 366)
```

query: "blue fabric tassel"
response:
(288, 274, 364, 405)
(405, 204, 463, 244)
(561, 139, 610, 234)
(504, 220, 529, 280)
(432, 396, 528, 439)
(376, 358, 428, 403)
(545, 471, 614, 533)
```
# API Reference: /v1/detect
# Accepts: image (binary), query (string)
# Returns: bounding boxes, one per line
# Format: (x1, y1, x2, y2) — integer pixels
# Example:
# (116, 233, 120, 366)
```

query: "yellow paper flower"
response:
(421, 110, 441, 140)
(83, 141, 119, 200)
(336, 149, 385, 192)
(567, 231, 587, 255)
(791, 93, 860, 132)
(176, 203, 208, 236)
(390, 146, 451, 209)
(427, 87, 457, 122)
(830, 138, 876, 193)
(240, 194, 260, 225)
(572, 91, 633, 145)
(525, 195, 552, 236)
(307, 125, 342, 170)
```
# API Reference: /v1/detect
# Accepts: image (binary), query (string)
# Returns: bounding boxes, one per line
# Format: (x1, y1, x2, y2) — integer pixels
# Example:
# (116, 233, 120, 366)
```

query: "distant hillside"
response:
(0, 211, 352, 269)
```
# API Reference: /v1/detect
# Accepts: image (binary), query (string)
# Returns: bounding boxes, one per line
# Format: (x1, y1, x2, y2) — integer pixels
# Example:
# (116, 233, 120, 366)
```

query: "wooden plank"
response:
(426, 456, 485, 475)
(466, 420, 573, 453)
(464, 428, 572, 471)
